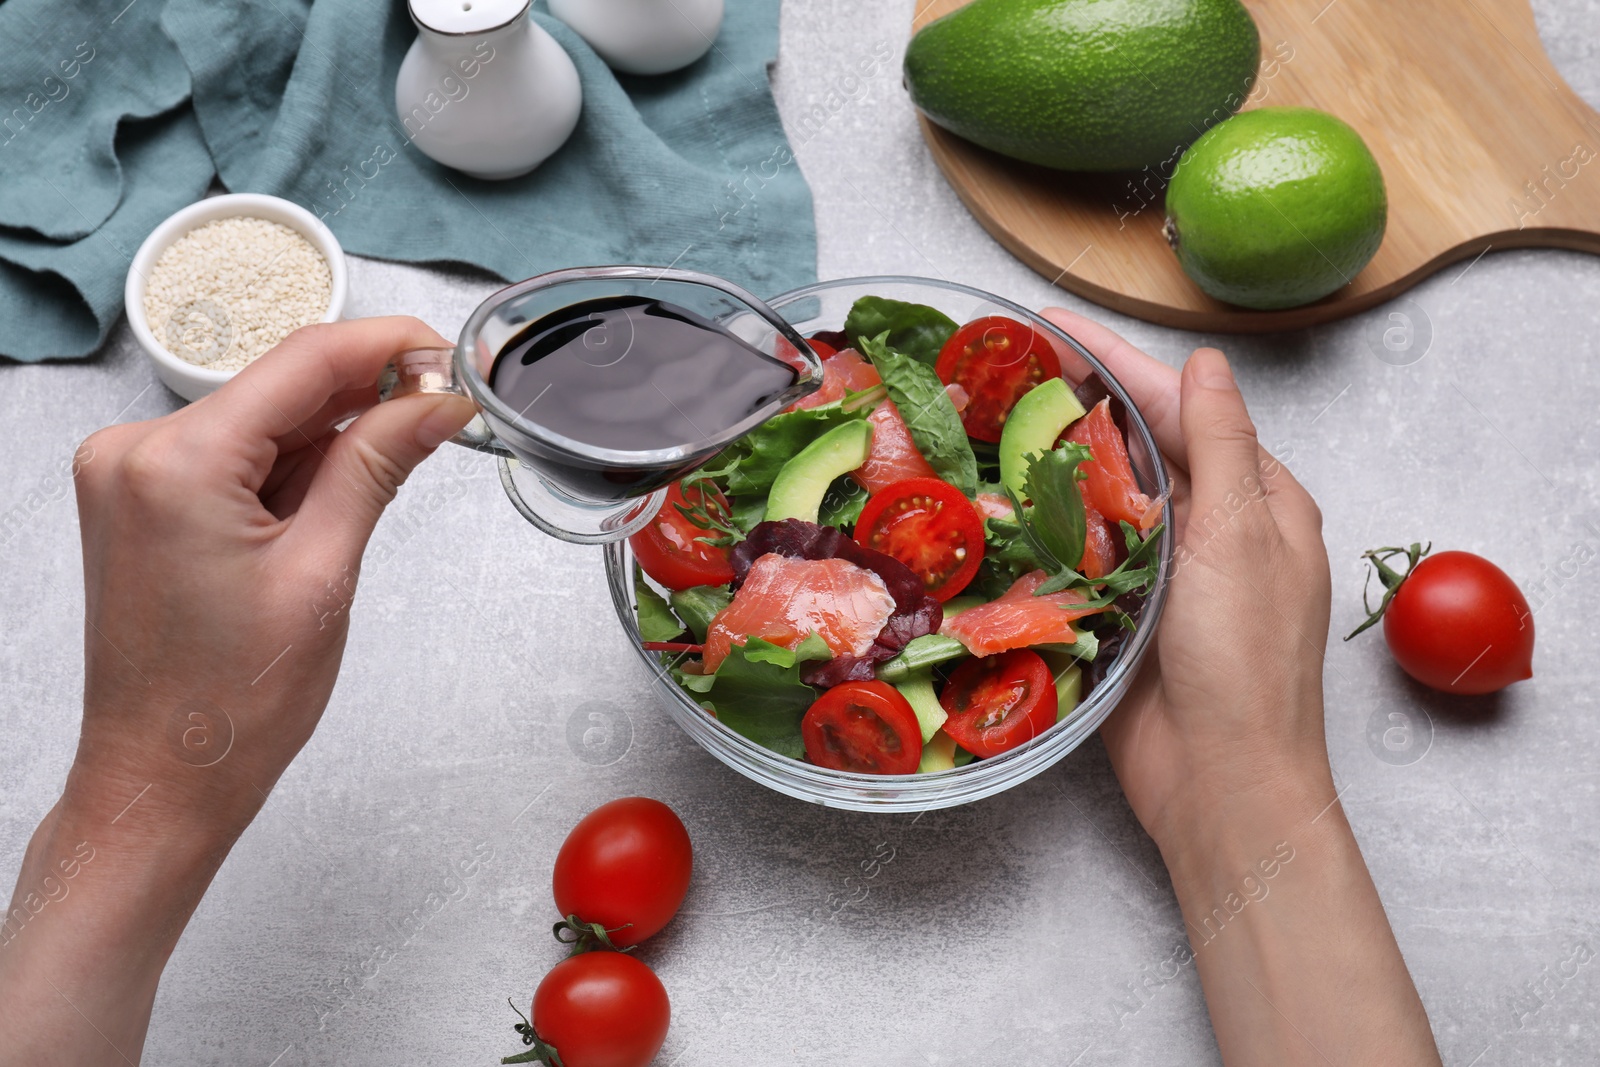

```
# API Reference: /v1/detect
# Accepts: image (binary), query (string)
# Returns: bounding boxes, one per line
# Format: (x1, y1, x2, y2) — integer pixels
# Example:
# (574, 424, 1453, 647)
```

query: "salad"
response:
(627, 295, 1165, 775)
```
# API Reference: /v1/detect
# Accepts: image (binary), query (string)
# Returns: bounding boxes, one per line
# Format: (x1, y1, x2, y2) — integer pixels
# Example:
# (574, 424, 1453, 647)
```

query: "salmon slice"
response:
(704, 553, 898, 672)
(1065, 399, 1160, 531)
(975, 493, 1014, 521)
(939, 570, 1105, 657)
(852, 399, 938, 494)
(789, 348, 882, 410)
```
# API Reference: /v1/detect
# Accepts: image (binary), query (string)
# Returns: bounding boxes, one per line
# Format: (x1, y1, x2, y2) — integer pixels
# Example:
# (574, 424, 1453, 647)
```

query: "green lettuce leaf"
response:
(858, 332, 978, 497)
(669, 584, 732, 644)
(634, 574, 686, 643)
(702, 398, 869, 497)
(844, 296, 958, 366)
(698, 636, 828, 759)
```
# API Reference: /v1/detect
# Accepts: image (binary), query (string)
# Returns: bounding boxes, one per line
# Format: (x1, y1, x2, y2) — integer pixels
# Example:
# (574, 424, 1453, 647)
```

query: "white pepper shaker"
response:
(396, 0, 582, 180)
(548, 0, 723, 76)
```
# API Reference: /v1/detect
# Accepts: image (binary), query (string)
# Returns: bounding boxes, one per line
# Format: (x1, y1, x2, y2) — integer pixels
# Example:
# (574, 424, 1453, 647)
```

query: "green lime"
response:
(1163, 107, 1387, 310)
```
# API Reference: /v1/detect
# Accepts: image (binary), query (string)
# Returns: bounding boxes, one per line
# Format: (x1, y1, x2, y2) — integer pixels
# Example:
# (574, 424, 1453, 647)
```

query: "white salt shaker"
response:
(548, 0, 723, 76)
(396, 0, 582, 180)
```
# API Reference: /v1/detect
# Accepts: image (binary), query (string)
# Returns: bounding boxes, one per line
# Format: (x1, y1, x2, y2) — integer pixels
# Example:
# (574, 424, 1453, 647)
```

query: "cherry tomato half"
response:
(1382, 551, 1535, 695)
(628, 481, 736, 591)
(801, 680, 923, 774)
(1065, 399, 1158, 531)
(529, 952, 670, 1067)
(935, 316, 1062, 443)
(854, 477, 984, 602)
(939, 649, 1058, 759)
(553, 798, 693, 948)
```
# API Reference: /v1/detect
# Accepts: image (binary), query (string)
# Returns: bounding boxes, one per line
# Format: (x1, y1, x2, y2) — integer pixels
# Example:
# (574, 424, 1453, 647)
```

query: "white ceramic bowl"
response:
(125, 193, 348, 402)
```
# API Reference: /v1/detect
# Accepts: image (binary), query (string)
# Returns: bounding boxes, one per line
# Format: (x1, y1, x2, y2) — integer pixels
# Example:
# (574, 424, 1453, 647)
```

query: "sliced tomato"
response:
(809, 337, 838, 359)
(628, 481, 736, 591)
(939, 649, 1058, 759)
(939, 570, 1105, 657)
(852, 400, 937, 494)
(934, 316, 1062, 443)
(1080, 501, 1119, 579)
(1065, 399, 1159, 531)
(854, 477, 984, 602)
(801, 680, 923, 774)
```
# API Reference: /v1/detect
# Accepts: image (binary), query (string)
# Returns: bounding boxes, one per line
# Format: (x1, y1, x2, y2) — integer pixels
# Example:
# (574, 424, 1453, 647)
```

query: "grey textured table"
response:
(5, 2, 1599, 1064)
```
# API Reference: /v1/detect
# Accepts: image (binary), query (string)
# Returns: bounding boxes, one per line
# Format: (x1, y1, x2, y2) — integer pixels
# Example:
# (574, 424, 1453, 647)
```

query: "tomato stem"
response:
(552, 914, 636, 957)
(500, 998, 565, 1066)
(1344, 542, 1431, 641)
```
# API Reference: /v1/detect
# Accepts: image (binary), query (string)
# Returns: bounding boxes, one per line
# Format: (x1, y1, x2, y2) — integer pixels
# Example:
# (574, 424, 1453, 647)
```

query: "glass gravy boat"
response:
(381, 266, 824, 543)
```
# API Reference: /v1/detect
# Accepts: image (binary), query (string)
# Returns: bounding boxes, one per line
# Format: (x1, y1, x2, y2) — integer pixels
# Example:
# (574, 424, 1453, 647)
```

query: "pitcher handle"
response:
(378, 347, 512, 457)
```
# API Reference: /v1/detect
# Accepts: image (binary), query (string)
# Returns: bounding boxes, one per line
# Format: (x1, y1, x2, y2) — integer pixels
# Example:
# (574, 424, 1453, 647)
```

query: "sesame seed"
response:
(140, 216, 333, 372)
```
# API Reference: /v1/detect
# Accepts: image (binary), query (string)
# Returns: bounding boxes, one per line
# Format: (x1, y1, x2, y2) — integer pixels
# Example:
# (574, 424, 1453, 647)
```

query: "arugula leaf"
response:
(635, 574, 686, 643)
(844, 296, 957, 366)
(818, 476, 869, 529)
(669, 584, 732, 643)
(1006, 443, 1166, 616)
(697, 636, 824, 759)
(858, 332, 978, 497)
(702, 397, 869, 497)
(1020, 442, 1094, 572)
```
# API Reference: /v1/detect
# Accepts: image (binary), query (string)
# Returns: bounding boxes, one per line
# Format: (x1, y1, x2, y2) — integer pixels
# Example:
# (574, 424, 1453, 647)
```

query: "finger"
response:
(1178, 348, 1274, 535)
(1254, 444, 1325, 554)
(285, 392, 477, 564)
(261, 429, 340, 519)
(1040, 306, 1187, 470)
(272, 385, 379, 455)
(184, 317, 451, 480)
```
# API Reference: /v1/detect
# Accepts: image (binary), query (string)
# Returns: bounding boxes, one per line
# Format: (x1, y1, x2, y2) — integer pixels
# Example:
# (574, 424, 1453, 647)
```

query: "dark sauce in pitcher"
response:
(487, 295, 800, 500)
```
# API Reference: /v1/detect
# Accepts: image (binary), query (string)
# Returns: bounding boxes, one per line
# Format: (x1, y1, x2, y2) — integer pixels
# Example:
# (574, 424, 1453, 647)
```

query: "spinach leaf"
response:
(858, 332, 978, 497)
(669, 584, 732, 644)
(634, 573, 686, 643)
(698, 635, 828, 760)
(844, 296, 958, 366)
(702, 397, 869, 497)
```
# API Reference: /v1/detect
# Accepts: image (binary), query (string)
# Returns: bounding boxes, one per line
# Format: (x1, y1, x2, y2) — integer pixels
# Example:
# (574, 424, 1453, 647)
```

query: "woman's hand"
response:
(1041, 308, 1440, 1067)
(1, 317, 476, 1066)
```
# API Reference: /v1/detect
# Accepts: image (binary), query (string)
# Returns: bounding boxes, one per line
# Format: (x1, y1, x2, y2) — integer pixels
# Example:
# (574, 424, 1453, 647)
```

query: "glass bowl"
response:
(603, 276, 1173, 812)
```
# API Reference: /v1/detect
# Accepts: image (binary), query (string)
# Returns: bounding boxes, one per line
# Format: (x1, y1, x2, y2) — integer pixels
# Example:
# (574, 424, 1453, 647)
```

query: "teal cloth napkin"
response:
(0, 0, 816, 362)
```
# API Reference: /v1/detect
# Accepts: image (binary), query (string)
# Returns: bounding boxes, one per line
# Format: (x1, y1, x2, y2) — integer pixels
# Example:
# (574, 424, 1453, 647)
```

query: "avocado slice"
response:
(919, 729, 959, 772)
(894, 669, 948, 743)
(1037, 649, 1085, 721)
(764, 419, 872, 524)
(999, 378, 1086, 499)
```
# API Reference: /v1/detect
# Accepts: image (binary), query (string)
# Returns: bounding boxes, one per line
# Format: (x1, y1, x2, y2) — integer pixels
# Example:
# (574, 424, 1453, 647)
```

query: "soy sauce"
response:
(488, 295, 799, 500)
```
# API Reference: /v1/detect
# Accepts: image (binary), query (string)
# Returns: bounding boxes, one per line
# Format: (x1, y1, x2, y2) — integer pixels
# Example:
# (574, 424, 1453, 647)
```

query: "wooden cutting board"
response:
(911, 0, 1600, 332)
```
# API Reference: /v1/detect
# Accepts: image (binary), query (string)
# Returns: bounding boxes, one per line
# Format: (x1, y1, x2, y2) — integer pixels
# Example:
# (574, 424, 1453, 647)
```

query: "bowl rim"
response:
(124, 192, 349, 385)
(605, 274, 1174, 812)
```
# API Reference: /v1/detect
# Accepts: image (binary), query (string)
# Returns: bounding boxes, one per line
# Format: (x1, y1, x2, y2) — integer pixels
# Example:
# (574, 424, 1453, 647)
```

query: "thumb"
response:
(289, 391, 477, 562)
(1178, 348, 1267, 526)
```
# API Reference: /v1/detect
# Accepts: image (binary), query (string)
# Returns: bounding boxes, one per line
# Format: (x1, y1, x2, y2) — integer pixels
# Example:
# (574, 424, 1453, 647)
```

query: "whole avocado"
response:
(904, 0, 1261, 172)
